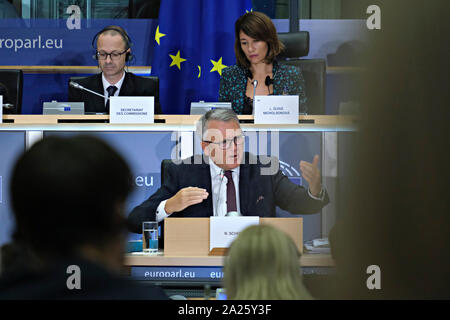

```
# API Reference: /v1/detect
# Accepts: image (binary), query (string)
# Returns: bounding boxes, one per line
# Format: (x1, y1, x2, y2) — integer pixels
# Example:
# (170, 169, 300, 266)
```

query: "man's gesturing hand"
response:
(300, 155, 322, 197)
(164, 187, 209, 214)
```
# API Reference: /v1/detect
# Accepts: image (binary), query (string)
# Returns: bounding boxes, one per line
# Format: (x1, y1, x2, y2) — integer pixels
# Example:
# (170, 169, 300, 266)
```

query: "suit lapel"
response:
(239, 162, 250, 216)
(93, 73, 106, 112)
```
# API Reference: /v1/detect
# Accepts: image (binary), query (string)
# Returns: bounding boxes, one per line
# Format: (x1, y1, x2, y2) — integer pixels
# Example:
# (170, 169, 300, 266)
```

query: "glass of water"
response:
(142, 221, 158, 254)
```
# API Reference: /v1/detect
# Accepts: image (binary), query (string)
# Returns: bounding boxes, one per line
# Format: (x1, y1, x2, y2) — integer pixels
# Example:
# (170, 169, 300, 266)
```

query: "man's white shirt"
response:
(102, 71, 125, 105)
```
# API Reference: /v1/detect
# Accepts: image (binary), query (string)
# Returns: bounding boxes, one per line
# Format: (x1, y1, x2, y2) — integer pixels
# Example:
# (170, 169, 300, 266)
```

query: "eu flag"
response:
(151, 0, 253, 114)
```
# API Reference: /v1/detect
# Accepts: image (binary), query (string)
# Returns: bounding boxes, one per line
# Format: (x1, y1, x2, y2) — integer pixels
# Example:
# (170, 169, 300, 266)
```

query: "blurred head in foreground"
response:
(10, 135, 133, 271)
(329, 0, 450, 299)
(224, 225, 312, 300)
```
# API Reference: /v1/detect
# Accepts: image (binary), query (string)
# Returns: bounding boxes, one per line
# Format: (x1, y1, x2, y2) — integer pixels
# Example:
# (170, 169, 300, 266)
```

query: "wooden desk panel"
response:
(2, 114, 358, 127)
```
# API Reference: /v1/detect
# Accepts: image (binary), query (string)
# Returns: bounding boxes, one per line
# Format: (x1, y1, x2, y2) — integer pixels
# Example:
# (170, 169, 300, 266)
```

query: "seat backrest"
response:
(161, 159, 173, 185)
(0, 69, 23, 114)
(277, 32, 326, 115)
(68, 76, 86, 84)
(280, 59, 326, 115)
(278, 31, 310, 59)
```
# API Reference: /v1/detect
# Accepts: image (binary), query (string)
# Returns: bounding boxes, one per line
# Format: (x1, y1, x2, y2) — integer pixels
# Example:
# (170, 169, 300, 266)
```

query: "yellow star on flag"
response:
(210, 57, 227, 76)
(169, 50, 187, 70)
(154, 25, 166, 45)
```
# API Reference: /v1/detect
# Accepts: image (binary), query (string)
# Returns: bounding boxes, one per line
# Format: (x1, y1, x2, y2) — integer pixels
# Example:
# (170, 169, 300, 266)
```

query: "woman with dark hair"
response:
(219, 11, 307, 115)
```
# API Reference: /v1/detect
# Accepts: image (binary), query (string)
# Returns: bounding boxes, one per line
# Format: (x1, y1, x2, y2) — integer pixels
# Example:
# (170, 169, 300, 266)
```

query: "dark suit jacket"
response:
(127, 153, 329, 233)
(68, 72, 162, 114)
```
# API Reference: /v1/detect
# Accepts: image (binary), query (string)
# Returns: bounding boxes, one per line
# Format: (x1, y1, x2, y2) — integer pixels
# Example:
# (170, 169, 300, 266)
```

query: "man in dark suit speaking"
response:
(128, 108, 329, 233)
(68, 25, 162, 114)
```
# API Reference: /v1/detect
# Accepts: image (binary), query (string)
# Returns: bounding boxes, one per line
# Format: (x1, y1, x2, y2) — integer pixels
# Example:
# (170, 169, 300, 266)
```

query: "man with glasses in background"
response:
(128, 108, 329, 232)
(68, 25, 162, 114)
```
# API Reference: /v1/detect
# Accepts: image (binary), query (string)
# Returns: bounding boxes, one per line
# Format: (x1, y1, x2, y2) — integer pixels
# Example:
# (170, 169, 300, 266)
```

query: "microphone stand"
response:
(252, 80, 258, 115)
(69, 81, 109, 100)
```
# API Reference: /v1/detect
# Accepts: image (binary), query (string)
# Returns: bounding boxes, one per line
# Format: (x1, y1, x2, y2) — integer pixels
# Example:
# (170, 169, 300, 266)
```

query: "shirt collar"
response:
(208, 157, 239, 178)
(102, 71, 126, 92)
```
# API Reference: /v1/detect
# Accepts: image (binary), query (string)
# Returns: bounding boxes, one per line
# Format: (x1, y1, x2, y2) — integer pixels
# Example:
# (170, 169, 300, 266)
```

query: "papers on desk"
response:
(304, 237, 330, 254)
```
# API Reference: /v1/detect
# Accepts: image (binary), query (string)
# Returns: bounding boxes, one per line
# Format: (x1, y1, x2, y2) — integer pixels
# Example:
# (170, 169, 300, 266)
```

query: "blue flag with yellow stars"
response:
(151, 0, 253, 114)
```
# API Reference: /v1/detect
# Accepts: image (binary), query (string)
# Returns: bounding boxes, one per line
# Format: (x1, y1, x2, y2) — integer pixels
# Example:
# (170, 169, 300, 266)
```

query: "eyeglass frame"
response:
(202, 134, 246, 150)
(96, 49, 128, 60)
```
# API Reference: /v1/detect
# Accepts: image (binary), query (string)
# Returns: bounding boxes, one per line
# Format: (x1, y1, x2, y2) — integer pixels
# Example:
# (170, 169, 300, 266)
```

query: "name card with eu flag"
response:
(209, 216, 260, 251)
(110, 96, 154, 124)
(254, 95, 299, 124)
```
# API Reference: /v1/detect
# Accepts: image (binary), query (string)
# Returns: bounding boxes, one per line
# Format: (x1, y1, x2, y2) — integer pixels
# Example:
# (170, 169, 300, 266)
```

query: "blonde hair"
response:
(224, 225, 312, 300)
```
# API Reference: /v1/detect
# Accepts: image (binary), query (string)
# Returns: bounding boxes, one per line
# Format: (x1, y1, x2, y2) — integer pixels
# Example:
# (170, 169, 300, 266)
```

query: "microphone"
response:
(265, 75, 273, 86)
(252, 80, 258, 115)
(69, 81, 109, 100)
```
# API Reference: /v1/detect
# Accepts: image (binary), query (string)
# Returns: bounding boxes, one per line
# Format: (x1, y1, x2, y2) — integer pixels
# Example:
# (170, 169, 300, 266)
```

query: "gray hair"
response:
(196, 108, 240, 140)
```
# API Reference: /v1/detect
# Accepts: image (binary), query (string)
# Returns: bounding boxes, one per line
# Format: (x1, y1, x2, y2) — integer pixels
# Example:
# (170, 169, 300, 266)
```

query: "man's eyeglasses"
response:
(203, 135, 245, 149)
(96, 49, 128, 60)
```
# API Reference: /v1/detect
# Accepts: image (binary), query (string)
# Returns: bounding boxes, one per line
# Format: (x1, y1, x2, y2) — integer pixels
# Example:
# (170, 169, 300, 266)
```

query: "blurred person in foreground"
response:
(224, 224, 312, 300)
(327, 0, 450, 299)
(219, 11, 307, 114)
(0, 136, 168, 299)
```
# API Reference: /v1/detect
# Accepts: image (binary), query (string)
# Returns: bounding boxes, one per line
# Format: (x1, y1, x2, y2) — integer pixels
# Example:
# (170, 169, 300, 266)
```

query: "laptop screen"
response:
(190, 102, 232, 115)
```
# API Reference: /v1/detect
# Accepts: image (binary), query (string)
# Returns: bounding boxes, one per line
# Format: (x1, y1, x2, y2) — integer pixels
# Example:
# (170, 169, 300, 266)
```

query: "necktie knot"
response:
(224, 170, 233, 179)
(105, 86, 118, 113)
(107, 85, 118, 97)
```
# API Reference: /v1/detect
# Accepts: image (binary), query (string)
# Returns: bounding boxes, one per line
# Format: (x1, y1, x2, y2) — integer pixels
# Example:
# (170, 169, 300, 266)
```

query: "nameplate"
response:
(209, 216, 259, 251)
(109, 96, 154, 124)
(0, 95, 3, 123)
(254, 95, 299, 124)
